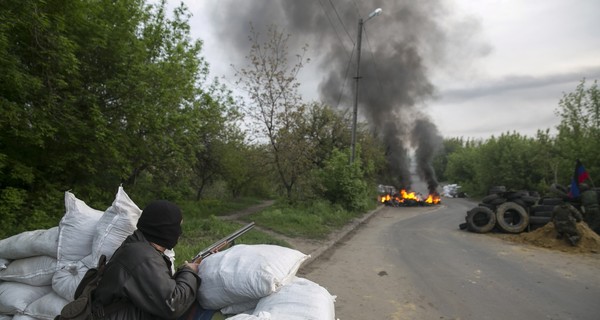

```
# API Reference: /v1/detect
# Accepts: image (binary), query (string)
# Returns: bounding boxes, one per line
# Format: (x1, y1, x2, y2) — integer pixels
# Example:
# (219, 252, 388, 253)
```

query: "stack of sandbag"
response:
(197, 244, 336, 320)
(0, 186, 142, 320)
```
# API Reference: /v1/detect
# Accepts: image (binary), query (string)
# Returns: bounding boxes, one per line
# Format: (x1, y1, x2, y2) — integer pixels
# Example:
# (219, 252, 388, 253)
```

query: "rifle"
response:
(192, 222, 255, 262)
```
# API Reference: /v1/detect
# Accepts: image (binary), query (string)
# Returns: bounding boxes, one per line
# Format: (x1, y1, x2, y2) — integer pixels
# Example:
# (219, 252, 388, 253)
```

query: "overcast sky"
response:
(169, 0, 600, 140)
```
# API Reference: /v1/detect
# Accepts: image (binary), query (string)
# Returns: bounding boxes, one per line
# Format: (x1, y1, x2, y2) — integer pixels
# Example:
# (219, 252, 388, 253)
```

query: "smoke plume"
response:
(204, 0, 487, 193)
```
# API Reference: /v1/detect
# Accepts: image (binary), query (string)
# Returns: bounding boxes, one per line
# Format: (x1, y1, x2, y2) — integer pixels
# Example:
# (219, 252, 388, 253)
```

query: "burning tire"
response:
(495, 201, 529, 234)
(466, 206, 497, 233)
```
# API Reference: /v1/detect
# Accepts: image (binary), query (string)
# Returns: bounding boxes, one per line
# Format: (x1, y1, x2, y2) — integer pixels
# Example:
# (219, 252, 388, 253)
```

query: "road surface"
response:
(299, 197, 600, 320)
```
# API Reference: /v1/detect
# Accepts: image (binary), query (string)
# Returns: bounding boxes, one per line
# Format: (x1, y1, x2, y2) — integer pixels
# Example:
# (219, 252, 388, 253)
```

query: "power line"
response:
(317, 0, 351, 57)
(327, 0, 355, 46)
(336, 45, 355, 109)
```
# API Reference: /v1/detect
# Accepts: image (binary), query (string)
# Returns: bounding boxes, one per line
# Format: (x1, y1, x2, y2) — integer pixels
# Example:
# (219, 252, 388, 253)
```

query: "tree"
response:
(554, 79, 600, 183)
(0, 0, 230, 236)
(234, 24, 311, 202)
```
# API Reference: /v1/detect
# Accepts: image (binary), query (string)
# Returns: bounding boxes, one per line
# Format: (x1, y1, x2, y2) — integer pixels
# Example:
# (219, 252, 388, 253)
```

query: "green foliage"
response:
(249, 200, 357, 239)
(0, 0, 238, 237)
(554, 79, 600, 182)
(442, 79, 599, 197)
(315, 148, 374, 212)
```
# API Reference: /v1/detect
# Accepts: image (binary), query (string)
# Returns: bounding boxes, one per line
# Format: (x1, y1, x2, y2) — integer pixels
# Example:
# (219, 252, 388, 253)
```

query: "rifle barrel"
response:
(192, 222, 255, 261)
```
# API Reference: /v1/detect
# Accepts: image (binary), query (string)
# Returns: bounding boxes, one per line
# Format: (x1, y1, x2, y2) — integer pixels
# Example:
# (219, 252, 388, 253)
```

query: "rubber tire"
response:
(532, 210, 553, 218)
(495, 201, 529, 234)
(466, 206, 497, 233)
(541, 198, 563, 206)
(489, 197, 507, 206)
(531, 204, 555, 214)
(482, 193, 501, 204)
(529, 216, 551, 225)
(478, 203, 496, 211)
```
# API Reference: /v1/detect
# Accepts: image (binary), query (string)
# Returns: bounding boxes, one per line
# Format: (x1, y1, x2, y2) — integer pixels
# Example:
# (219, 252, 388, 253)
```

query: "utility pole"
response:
(350, 18, 363, 164)
(350, 8, 382, 164)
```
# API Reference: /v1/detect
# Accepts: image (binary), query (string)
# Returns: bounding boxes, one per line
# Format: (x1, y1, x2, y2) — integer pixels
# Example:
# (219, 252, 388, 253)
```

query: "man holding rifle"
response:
(83, 199, 253, 320)
(90, 200, 201, 319)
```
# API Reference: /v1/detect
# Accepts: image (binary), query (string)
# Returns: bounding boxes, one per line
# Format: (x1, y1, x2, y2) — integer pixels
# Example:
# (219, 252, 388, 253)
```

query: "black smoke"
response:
(202, 0, 487, 193)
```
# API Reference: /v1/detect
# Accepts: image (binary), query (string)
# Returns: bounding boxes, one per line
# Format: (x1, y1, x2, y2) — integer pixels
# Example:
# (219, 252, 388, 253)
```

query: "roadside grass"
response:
(241, 200, 365, 239)
(175, 198, 289, 265)
(174, 197, 377, 265)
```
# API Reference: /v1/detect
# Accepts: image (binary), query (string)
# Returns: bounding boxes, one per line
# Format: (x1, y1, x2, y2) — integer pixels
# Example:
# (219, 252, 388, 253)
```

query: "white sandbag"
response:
(92, 186, 141, 263)
(57, 192, 103, 262)
(24, 291, 69, 320)
(225, 311, 271, 320)
(220, 300, 258, 315)
(12, 315, 39, 320)
(0, 258, 9, 270)
(0, 227, 58, 260)
(0, 282, 52, 314)
(0, 256, 56, 286)
(251, 277, 336, 320)
(52, 254, 94, 301)
(197, 244, 309, 310)
(0, 314, 13, 320)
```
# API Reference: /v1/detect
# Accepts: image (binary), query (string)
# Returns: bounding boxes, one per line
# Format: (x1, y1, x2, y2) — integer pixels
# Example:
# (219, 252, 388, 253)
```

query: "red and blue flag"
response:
(568, 159, 589, 198)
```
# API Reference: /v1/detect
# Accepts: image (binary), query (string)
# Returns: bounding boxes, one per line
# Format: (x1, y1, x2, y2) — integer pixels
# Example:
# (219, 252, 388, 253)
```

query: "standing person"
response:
(580, 183, 600, 235)
(92, 200, 200, 319)
(551, 202, 584, 246)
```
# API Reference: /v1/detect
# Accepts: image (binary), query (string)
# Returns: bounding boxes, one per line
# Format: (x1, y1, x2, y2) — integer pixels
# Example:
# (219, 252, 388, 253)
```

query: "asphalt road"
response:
(299, 197, 600, 320)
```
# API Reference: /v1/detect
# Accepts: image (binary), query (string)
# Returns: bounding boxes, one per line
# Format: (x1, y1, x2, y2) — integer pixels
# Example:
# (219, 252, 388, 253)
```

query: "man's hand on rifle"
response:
(183, 260, 200, 273)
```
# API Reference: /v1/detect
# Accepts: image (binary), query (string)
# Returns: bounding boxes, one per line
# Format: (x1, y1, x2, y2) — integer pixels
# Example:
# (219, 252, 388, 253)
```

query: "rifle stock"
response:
(192, 222, 255, 262)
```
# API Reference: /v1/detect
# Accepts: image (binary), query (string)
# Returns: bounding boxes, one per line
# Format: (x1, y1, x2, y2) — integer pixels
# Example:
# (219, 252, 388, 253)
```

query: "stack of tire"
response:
(462, 186, 541, 234)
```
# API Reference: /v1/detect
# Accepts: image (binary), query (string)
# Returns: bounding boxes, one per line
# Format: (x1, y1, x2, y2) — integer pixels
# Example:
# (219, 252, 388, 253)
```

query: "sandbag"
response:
(0, 227, 58, 260)
(52, 255, 94, 301)
(91, 186, 141, 263)
(57, 192, 103, 262)
(0, 258, 9, 270)
(225, 312, 271, 320)
(24, 291, 69, 320)
(251, 277, 336, 320)
(220, 300, 258, 315)
(0, 282, 52, 314)
(0, 256, 56, 286)
(197, 244, 309, 310)
(0, 314, 13, 320)
(11, 315, 39, 320)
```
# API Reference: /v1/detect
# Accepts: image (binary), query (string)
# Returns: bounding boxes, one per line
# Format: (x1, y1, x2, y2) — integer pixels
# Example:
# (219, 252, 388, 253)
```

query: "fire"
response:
(378, 189, 441, 206)
(424, 193, 441, 204)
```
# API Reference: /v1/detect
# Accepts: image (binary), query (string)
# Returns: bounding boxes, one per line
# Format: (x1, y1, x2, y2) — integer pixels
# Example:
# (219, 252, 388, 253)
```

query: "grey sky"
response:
(171, 0, 600, 140)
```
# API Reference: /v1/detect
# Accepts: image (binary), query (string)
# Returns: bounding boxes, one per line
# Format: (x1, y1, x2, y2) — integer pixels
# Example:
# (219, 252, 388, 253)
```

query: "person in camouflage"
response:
(580, 183, 600, 235)
(551, 203, 584, 246)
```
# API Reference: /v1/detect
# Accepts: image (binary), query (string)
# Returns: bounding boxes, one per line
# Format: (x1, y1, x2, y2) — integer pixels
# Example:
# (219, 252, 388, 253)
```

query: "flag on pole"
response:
(568, 159, 589, 198)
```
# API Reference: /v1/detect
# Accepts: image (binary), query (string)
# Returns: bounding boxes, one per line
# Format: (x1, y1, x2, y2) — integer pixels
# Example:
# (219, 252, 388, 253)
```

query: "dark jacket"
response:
(93, 230, 200, 320)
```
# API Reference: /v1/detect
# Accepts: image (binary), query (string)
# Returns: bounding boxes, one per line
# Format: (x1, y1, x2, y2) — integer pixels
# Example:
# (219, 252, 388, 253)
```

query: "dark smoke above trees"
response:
(204, 0, 490, 191)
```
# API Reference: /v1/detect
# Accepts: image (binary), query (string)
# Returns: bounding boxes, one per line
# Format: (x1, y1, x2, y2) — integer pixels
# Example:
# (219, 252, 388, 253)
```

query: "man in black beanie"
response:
(92, 200, 201, 319)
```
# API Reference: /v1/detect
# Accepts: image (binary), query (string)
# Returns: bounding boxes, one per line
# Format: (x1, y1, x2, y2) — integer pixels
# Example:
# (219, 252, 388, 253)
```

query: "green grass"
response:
(242, 200, 361, 239)
(174, 197, 374, 266)
(174, 198, 288, 266)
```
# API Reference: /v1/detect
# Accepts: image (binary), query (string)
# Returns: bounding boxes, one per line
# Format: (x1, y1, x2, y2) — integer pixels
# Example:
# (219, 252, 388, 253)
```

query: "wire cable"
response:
(336, 45, 355, 108)
(317, 0, 351, 57)
(328, 0, 355, 46)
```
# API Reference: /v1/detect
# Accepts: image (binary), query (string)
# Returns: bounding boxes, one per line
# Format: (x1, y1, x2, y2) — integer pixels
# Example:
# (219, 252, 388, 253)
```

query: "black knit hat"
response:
(137, 200, 182, 250)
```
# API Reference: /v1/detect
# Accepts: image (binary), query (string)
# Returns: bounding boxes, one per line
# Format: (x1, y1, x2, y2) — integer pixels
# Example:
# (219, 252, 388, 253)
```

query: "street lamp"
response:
(350, 8, 382, 164)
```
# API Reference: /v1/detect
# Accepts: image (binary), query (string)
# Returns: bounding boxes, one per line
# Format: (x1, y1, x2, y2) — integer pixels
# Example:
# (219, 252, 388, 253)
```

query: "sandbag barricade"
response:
(197, 244, 336, 319)
(0, 186, 142, 320)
